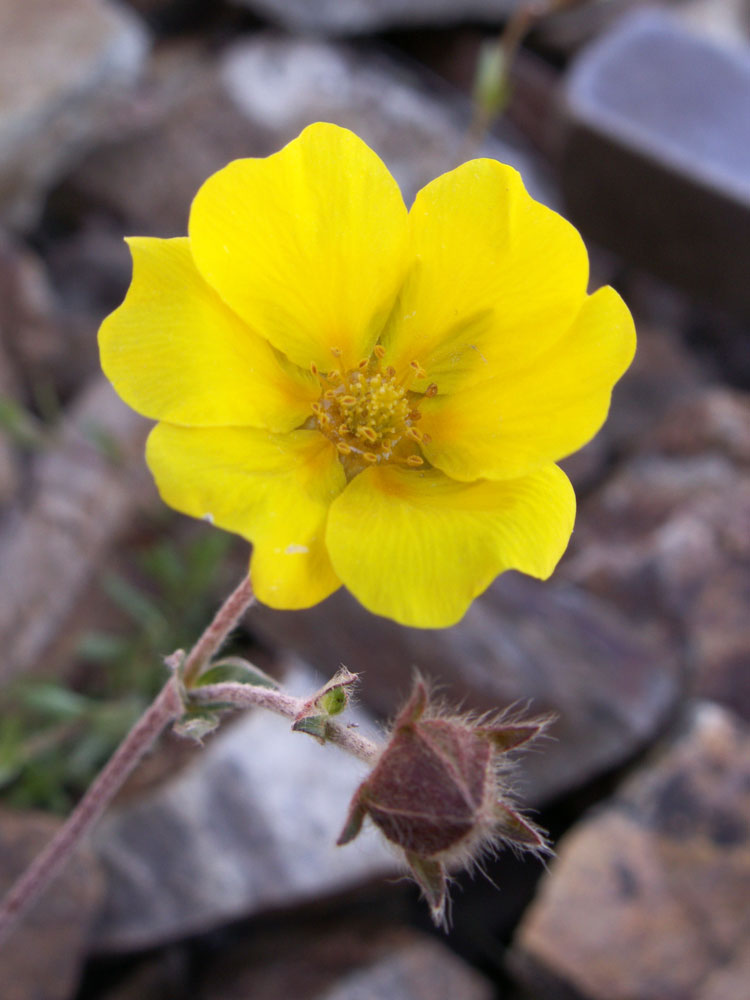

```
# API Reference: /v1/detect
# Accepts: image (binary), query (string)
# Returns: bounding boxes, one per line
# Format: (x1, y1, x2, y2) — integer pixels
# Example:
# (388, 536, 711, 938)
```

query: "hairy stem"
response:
(181, 575, 255, 687)
(192, 681, 381, 765)
(0, 574, 256, 947)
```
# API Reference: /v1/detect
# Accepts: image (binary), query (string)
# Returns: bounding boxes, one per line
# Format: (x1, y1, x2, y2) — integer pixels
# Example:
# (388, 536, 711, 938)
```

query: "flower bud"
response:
(338, 679, 549, 926)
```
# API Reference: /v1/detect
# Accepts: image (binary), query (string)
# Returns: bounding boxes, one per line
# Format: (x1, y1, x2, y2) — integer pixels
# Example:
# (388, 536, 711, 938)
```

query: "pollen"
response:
(312, 348, 433, 473)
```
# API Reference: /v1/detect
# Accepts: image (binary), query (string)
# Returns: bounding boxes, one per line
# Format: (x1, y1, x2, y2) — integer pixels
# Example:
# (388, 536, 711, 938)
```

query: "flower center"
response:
(311, 346, 436, 474)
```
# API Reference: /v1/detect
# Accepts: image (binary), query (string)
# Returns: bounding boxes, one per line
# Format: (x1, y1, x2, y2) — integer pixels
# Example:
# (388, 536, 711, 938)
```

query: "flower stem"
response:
(0, 574, 256, 948)
(191, 681, 381, 764)
(181, 575, 255, 688)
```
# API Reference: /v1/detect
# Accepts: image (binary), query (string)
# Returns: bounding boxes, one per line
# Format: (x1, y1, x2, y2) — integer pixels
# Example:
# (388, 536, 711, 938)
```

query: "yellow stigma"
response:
(312, 348, 430, 473)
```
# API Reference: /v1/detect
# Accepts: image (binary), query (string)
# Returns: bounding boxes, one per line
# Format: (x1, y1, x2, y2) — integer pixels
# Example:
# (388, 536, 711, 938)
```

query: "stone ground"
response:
(0, 1, 748, 998)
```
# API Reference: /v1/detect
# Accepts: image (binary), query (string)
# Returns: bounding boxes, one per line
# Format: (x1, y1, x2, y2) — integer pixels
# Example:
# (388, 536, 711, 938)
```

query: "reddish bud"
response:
(338, 680, 549, 926)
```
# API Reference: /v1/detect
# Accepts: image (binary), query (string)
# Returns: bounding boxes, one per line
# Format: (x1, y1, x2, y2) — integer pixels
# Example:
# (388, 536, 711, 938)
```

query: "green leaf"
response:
(19, 683, 91, 720)
(103, 574, 168, 632)
(76, 631, 131, 663)
(196, 657, 279, 690)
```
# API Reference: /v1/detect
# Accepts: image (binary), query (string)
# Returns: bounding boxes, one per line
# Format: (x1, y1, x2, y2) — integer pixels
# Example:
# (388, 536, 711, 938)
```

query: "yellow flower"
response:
(99, 123, 635, 628)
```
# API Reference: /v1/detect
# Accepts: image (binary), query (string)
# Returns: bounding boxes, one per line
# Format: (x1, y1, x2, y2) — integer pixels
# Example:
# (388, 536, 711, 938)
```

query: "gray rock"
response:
(250, 572, 681, 808)
(0, 0, 149, 230)
(565, 387, 750, 722)
(90, 661, 393, 952)
(199, 918, 493, 1000)
(561, 9, 750, 320)
(0, 808, 104, 1000)
(0, 376, 152, 684)
(509, 701, 750, 1000)
(561, 319, 708, 493)
(230, 0, 516, 35)
(315, 935, 493, 1000)
(59, 34, 552, 238)
(679, 0, 750, 48)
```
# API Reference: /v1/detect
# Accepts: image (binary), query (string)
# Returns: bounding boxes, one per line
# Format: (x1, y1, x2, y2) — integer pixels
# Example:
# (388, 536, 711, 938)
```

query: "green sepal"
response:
(318, 685, 347, 716)
(173, 709, 220, 743)
(404, 852, 447, 928)
(337, 797, 367, 846)
(196, 657, 279, 690)
(292, 714, 329, 743)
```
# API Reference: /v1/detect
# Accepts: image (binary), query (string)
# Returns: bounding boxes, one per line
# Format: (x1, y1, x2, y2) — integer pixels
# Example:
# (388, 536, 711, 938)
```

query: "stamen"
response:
(311, 349, 438, 474)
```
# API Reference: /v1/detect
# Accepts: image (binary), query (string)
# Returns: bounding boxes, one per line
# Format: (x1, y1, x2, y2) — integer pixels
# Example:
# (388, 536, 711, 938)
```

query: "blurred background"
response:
(0, 0, 749, 997)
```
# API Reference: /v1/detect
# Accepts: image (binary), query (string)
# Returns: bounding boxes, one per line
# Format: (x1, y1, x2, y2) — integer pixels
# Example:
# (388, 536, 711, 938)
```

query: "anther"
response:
(374, 344, 386, 359)
(311, 362, 319, 376)
(336, 442, 352, 455)
(331, 347, 342, 358)
(422, 433, 432, 444)
(357, 358, 369, 370)
(359, 427, 378, 443)
(407, 427, 422, 441)
(425, 383, 438, 398)
(385, 366, 396, 377)
(340, 395, 357, 407)
(406, 455, 424, 467)
(363, 452, 379, 463)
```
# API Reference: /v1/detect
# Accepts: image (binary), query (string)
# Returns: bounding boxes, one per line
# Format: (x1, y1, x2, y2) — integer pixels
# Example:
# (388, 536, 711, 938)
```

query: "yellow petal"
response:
(420, 286, 636, 481)
(146, 424, 345, 608)
(189, 122, 409, 373)
(381, 159, 589, 394)
(326, 464, 575, 628)
(99, 237, 317, 432)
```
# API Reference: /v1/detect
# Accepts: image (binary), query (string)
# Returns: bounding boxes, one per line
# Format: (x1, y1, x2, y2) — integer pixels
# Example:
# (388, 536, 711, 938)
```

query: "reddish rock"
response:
(510, 702, 750, 1000)
(0, 808, 103, 1000)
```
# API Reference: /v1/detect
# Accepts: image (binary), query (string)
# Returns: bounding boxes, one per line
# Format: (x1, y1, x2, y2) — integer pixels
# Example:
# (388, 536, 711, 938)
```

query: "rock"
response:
(90, 660, 394, 952)
(0, 808, 104, 999)
(565, 387, 750, 722)
(0, 0, 149, 230)
(57, 34, 552, 239)
(199, 916, 493, 1000)
(230, 0, 517, 35)
(561, 320, 708, 494)
(561, 9, 750, 320)
(0, 231, 89, 402)
(0, 376, 152, 684)
(509, 702, 750, 1000)
(678, 0, 750, 48)
(250, 572, 681, 808)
